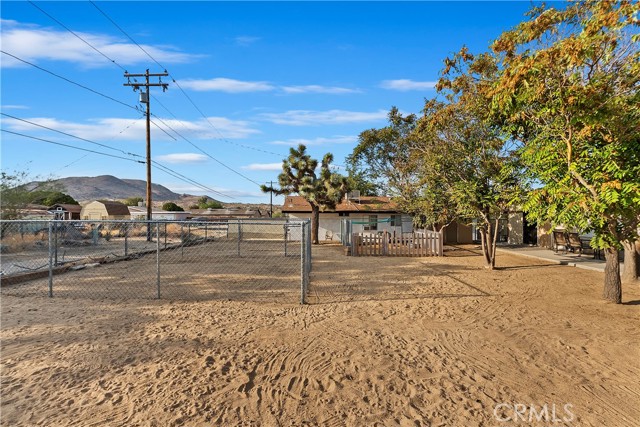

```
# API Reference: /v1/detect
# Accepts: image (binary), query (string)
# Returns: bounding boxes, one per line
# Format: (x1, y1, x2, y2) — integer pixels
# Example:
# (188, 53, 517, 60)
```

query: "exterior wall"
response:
(81, 201, 109, 220)
(537, 221, 553, 249)
(457, 223, 473, 244)
(507, 212, 524, 245)
(443, 221, 473, 245)
(81, 201, 130, 220)
(286, 212, 412, 242)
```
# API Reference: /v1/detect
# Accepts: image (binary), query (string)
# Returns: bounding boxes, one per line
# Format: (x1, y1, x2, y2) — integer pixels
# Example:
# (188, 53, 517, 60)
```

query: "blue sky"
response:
(1, 1, 536, 204)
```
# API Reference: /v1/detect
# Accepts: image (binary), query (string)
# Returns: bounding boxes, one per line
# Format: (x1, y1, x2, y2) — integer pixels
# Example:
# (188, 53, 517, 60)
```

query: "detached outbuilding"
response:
(81, 201, 130, 220)
(48, 204, 82, 220)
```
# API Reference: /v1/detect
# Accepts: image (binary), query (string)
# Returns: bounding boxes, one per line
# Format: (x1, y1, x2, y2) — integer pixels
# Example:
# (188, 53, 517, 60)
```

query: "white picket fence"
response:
(351, 230, 443, 257)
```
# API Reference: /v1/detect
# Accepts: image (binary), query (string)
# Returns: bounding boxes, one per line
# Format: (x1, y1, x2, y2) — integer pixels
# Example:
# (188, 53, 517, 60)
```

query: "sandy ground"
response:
(1, 244, 639, 426)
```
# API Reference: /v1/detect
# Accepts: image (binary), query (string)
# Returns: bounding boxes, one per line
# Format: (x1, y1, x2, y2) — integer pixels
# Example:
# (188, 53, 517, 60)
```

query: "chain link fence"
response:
(1, 219, 311, 303)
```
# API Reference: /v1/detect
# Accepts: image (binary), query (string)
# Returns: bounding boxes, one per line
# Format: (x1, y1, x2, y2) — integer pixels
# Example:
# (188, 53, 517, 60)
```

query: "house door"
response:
(523, 217, 537, 245)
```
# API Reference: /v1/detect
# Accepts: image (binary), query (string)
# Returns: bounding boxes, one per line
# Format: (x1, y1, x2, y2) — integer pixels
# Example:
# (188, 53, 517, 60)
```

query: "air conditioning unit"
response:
(347, 190, 360, 203)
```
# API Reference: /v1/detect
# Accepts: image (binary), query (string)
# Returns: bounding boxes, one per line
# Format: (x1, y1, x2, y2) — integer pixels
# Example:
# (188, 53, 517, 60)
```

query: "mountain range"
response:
(26, 175, 184, 202)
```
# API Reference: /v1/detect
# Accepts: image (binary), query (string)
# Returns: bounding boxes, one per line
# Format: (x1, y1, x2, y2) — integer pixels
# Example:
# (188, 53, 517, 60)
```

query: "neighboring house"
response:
(281, 195, 413, 241)
(128, 206, 191, 221)
(187, 208, 264, 220)
(47, 204, 82, 220)
(81, 201, 130, 220)
(16, 204, 53, 220)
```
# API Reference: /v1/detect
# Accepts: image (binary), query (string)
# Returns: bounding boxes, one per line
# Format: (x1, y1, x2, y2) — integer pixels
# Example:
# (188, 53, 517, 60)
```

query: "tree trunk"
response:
(603, 247, 622, 303)
(490, 217, 499, 269)
(479, 226, 495, 270)
(311, 205, 320, 245)
(636, 241, 640, 278)
(621, 240, 638, 283)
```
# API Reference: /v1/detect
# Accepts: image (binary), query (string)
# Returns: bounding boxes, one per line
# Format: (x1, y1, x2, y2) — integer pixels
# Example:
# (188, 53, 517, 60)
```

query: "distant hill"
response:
(25, 175, 183, 202)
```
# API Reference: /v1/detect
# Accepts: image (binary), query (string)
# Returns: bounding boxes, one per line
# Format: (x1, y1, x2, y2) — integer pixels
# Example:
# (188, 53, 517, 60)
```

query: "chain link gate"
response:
(1, 219, 311, 303)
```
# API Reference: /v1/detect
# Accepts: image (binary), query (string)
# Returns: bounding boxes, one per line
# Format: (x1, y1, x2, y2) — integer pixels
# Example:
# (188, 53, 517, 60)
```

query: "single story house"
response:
(47, 204, 82, 220)
(128, 206, 191, 221)
(81, 200, 130, 220)
(281, 195, 413, 242)
(15, 204, 54, 220)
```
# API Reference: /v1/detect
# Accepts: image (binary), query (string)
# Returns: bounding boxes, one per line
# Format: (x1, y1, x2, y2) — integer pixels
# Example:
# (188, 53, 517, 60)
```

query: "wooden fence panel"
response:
(350, 231, 443, 257)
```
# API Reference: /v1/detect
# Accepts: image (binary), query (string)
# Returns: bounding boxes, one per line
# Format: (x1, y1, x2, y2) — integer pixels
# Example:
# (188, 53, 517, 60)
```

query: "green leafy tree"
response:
(162, 202, 184, 212)
(346, 107, 417, 198)
(123, 197, 144, 206)
(412, 92, 528, 269)
(0, 171, 62, 219)
(197, 196, 223, 209)
(263, 144, 348, 244)
(491, 0, 640, 302)
(347, 108, 440, 228)
(31, 191, 79, 206)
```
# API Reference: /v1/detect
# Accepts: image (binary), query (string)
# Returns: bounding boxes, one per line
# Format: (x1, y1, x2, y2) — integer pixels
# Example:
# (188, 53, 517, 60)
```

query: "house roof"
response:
(94, 200, 130, 216)
(282, 196, 400, 213)
(188, 208, 263, 217)
(48, 204, 82, 213)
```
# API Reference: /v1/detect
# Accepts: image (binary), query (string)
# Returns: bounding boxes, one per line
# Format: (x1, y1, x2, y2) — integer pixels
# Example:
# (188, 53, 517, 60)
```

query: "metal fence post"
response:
(300, 222, 306, 304)
(284, 221, 288, 257)
(307, 221, 312, 273)
(156, 222, 161, 299)
(124, 224, 129, 257)
(237, 221, 241, 257)
(54, 220, 58, 266)
(48, 221, 53, 297)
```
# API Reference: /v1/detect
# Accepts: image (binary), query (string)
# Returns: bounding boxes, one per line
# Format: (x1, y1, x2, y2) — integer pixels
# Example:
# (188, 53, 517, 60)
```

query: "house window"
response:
(338, 212, 350, 217)
(364, 215, 378, 231)
(390, 214, 402, 227)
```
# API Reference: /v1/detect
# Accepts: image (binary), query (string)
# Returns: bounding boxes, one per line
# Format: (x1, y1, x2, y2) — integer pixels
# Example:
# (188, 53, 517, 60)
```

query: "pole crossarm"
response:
(123, 70, 169, 91)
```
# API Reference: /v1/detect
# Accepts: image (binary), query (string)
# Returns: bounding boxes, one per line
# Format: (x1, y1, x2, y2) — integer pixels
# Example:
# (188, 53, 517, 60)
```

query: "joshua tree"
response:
(262, 144, 348, 244)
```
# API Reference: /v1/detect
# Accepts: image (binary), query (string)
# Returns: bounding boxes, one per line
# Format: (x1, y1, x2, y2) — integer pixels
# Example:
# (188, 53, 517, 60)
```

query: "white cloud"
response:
(1, 105, 29, 110)
(269, 135, 357, 146)
(1, 116, 259, 141)
(380, 79, 438, 91)
(242, 163, 283, 171)
(164, 117, 261, 139)
(155, 153, 208, 164)
(259, 109, 388, 126)
(281, 85, 360, 94)
(178, 78, 275, 93)
(234, 36, 261, 46)
(1, 20, 200, 68)
(177, 76, 359, 95)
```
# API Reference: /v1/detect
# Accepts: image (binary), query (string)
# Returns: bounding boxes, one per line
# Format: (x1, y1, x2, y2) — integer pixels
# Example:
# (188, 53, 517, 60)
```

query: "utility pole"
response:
(124, 69, 168, 241)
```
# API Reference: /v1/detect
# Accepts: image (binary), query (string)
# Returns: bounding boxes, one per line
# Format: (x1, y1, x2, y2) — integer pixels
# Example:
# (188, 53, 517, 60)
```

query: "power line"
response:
(25, 3, 277, 187)
(0, 51, 175, 141)
(90, 1, 286, 160)
(1, 112, 143, 158)
(4, 12, 270, 198)
(1, 50, 140, 112)
(1, 114, 234, 200)
(2, 129, 145, 164)
(147, 111, 263, 186)
(28, 0, 127, 72)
